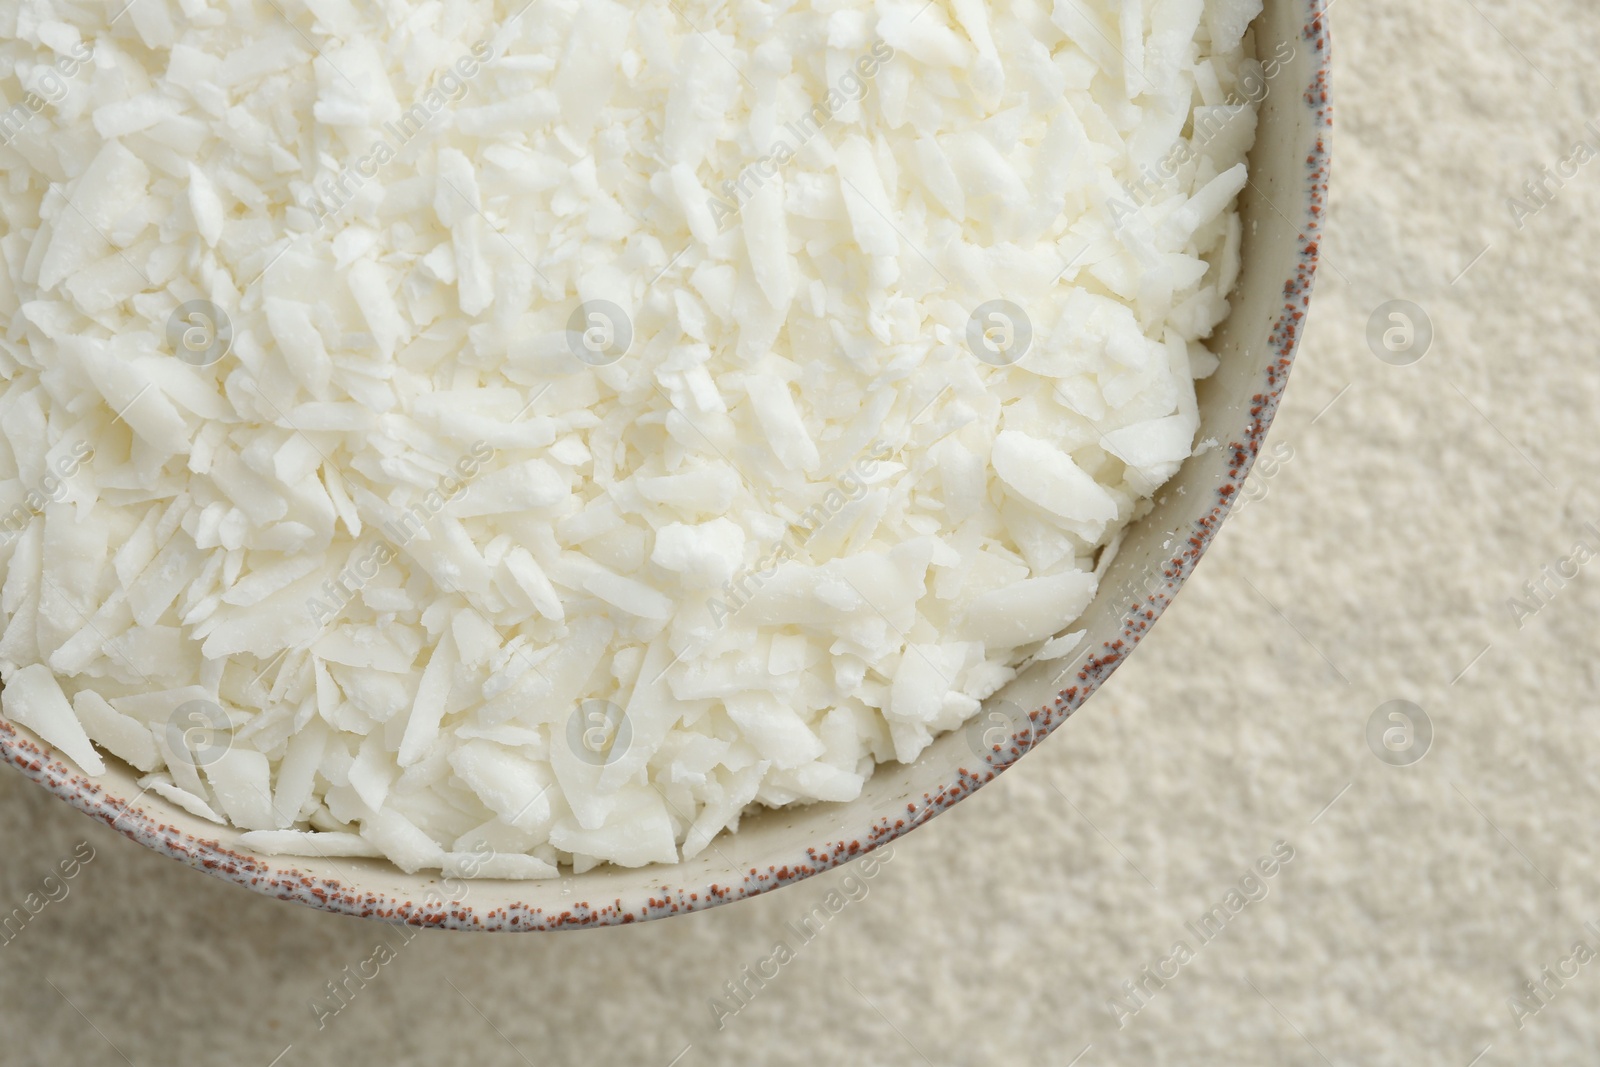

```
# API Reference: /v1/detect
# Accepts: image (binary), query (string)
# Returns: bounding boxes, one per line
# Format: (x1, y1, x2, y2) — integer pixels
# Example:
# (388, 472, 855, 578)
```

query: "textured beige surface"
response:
(6, 4, 1600, 1064)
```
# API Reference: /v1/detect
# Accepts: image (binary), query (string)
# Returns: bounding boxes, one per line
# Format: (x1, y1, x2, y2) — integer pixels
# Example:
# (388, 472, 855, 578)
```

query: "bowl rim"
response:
(0, 0, 1330, 931)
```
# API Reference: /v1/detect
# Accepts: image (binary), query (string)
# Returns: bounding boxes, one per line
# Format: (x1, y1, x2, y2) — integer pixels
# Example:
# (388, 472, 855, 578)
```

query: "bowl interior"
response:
(0, 0, 1327, 929)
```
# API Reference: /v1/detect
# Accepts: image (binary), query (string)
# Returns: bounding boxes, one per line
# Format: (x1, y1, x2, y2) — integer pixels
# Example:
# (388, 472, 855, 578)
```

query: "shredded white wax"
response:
(0, 0, 1264, 872)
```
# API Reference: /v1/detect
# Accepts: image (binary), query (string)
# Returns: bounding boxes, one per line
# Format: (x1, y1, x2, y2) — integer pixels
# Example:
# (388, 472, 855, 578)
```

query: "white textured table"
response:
(6, 4, 1600, 1064)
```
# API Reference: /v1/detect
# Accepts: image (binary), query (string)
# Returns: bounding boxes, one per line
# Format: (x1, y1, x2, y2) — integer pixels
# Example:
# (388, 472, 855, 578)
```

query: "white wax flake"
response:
(397, 631, 457, 767)
(0, 0, 1257, 876)
(963, 570, 1099, 649)
(449, 740, 557, 831)
(72, 691, 160, 773)
(204, 746, 277, 831)
(3, 664, 104, 775)
(835, 136, 902, 260)
(186, 163, 227, 246)
(991, 431, 1120, 526)
(743, 178, 795, 311)
(745, 373, 821, 472)
(651, 519, 747, 587)
(1102, 414, 1199, 483)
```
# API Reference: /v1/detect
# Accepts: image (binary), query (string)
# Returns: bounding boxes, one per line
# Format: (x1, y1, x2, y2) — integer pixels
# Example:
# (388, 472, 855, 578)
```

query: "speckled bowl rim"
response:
(0, 1, 1329, 930)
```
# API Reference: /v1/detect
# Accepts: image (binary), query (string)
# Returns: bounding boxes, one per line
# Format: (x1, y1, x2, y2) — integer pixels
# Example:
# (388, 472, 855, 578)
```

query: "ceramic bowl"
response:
(0, 0, 1330, 930)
